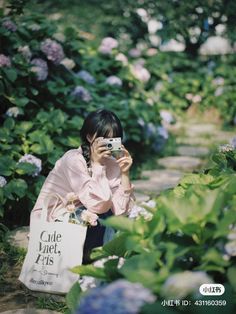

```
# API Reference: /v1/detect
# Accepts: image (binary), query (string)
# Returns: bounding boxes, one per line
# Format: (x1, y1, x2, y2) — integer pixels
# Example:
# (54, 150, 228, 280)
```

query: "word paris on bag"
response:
(19, 194, 87, 294)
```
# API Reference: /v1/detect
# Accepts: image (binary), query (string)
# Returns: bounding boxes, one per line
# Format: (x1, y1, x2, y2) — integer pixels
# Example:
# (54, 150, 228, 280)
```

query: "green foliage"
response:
(70, 148, 236, 311)
(0, 10, 163, 226)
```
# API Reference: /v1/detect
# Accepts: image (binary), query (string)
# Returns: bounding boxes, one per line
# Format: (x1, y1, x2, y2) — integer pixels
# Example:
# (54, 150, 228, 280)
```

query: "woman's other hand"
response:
(116, 146, 133, 174)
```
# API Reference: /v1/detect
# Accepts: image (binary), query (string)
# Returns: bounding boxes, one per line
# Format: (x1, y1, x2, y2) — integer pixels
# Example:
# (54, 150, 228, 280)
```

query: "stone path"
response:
(133, 120, 235, 199)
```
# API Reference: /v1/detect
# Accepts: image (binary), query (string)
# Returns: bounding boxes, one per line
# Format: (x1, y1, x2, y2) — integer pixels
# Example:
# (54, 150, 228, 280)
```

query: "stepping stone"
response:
(7, 226, 29, 250)
(186, 124, 218, 136)
(133, 169, 183, 194)
(176, 137, 212, 147)
(176, 146, 209, 157)
(157, 156, 203, 171)
(1, 310, 61, 314)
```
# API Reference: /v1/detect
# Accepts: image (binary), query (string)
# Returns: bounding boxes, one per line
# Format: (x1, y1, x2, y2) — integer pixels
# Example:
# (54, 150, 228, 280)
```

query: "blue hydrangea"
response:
(77, 70, 96, 84)
(76, 279, 155, 314)
(71, 86, 92, 102)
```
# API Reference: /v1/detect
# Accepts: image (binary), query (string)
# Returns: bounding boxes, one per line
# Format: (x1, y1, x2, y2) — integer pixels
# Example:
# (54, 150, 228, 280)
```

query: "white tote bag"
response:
(19, 194, 87, 294)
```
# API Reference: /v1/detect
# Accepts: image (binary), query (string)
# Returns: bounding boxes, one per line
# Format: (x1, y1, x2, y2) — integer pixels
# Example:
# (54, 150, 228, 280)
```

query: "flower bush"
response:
(69, 141, 236, 313)
(0, 10, 164, 227)
(144, 52, 236, 125)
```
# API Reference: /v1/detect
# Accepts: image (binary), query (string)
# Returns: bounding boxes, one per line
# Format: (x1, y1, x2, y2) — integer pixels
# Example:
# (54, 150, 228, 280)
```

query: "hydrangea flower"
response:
(128, 204, 153, 220)
(6, 107, 21, 118)
(41, 38, 65, 64)
(79, 276, 98, 292)
(77, 70, 96, 84)
(128, 48, 141, 58)
(212, 76, 225, 86)
(18, 154, 42, 177)
(157, 126, 168, 140)
(131, 64, 150, 82)
(160, 110, 174, 124)
(225, 241, 236, 257)
(233, 116, 236, 126)
(93, 255, 125, 269)
(31, 58, 48, 81)
(115, 53, 128, 65)
(214, 86, 224, 96)
(0, 54, 11, 67)
(0, 176, 7, 188)
(231, 136, 236, 149)
(162, 271, 213, 299)
(71, 86, 92, 102)
(105, 75, 122, 87)
(76, 279, 156, 314)
(98, 37, 118, 55)
(60, 58, 75, 70)
(2, 19, 17, 32)
(18, 45, 32, 62)
(146, 48, 158, 56)
(219, 144, 234, 153)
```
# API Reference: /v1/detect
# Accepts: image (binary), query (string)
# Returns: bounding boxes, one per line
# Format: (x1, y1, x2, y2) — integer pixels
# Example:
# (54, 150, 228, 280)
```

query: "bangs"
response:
(96, 121, 123, 139)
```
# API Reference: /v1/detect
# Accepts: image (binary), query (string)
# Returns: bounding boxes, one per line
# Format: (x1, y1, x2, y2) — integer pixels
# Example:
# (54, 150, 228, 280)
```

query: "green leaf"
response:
(227, 267, 236, 292)
(66, 281, 81, 312)
(4, 68, 17, 82)
(15, 121, 33, 134)
(15, 162, 38, 175)
(3, 118, 15, 130)
(0, 156, 16, 176)
(103, 233, 128, 257)
(4, 179, 28, 199)
(70, 264, 106, 279)
(101, 216, 134, 232)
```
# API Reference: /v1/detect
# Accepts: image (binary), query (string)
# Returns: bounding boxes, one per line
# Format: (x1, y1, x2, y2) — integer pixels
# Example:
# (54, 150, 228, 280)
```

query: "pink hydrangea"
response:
(131, 64, 150, 82)
(99, 37, 118, 55)
(31, 58, 48, 81)
(41, 38, 65, 64)
(0, 54, 11, 67)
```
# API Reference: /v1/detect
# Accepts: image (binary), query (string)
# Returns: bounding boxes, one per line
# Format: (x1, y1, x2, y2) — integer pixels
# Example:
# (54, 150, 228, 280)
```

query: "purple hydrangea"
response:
(2, 19, 17, 32)
(160, 110, 174, 124)
(18, 46, 32, 62)
(99, 37, 118, 55)
(76, 279, 156, 314)
(231, 136, 236, 149)
(40, 38, 65, 64)
(105, 75, 122, 87)
(0, 176, 7, 188)
(0, 54, 11, 67)
(31, 58, 48, 81)
(18, 154, 42, 176)
(128, 48, 141, 58)
(77, 70, 96, 84)
(71, 86, 92, 102)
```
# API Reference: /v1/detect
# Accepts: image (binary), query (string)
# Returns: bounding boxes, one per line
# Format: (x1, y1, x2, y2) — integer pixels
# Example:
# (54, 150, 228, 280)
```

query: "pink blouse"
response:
(31, 147, 135, 222)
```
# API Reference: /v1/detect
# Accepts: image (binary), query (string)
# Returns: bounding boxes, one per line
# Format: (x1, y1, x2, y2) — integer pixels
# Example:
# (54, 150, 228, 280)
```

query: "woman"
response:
(31, 109, 134, 263)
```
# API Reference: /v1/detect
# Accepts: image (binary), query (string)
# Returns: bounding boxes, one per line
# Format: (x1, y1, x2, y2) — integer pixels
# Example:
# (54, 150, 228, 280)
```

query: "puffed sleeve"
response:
(63, 152, 113, 214)
(111, 181, 135, 216)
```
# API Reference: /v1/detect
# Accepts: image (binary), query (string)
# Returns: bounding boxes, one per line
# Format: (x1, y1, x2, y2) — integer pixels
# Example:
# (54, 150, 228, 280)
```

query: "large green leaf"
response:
(70, 264, 106, 279)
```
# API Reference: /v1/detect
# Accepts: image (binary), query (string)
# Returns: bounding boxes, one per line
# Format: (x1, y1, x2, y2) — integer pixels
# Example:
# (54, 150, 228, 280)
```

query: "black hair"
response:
(80, 109, 123, 168)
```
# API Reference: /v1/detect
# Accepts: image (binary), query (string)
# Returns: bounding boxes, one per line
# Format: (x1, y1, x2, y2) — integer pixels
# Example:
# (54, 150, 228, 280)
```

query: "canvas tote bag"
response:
(19, 194, 87, 294)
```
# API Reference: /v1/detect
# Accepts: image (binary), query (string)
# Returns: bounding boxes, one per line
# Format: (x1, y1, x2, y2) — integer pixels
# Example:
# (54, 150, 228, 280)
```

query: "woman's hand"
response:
(116, 146, 133, 174)
(90, 137, 111, 165)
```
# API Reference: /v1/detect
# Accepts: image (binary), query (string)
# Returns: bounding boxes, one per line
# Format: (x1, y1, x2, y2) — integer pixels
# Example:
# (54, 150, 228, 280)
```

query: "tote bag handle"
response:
(41, 193, 67, 223)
